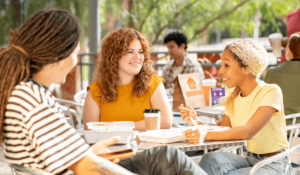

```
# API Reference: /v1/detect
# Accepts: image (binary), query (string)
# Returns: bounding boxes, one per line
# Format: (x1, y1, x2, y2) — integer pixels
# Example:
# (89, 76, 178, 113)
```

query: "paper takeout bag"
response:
(172, 73, 206, 111)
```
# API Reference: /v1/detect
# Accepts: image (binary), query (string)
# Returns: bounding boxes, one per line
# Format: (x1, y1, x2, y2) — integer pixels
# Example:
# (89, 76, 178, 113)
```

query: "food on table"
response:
(95, 123, 109, 126)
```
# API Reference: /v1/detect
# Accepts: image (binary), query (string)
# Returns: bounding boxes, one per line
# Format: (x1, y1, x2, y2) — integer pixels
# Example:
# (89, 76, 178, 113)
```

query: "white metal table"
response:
(108, 139, 246, 153)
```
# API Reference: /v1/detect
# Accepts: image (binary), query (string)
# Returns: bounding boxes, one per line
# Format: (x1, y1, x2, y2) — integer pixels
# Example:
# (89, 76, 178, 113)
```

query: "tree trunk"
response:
(11, 0, 21, 29)
(128, 0, 134, 28)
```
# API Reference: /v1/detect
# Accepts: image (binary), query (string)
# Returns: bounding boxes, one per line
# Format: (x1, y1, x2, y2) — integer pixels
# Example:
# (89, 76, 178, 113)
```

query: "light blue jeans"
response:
(199, 151, 292, 175)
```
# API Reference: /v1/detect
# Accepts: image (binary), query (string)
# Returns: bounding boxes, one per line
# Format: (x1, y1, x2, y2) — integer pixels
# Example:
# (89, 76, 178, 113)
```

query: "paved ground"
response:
(0, 147, 13, 175)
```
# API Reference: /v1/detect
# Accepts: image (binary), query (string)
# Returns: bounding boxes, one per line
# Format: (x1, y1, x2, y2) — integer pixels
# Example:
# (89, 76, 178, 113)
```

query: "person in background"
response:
(83, 28, 173, 131)
(162, 32, 205, 96)
(269, 5, 300, 64)
(265, 32, 300, 125)
(0, 9, 207, 175)
(180, 39, 291, 174)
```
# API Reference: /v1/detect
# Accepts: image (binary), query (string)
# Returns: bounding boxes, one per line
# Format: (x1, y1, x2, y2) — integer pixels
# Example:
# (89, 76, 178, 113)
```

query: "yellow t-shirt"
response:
(88, 74, 163, 122)
(225, 81, 289, 154)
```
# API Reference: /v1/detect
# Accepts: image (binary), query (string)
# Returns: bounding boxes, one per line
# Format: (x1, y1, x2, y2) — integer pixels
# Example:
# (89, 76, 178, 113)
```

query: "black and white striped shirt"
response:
(3, 80, 91, 174)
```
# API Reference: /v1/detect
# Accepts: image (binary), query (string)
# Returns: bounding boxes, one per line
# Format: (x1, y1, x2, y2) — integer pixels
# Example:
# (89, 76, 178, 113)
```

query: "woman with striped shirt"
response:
(0, 9, 206, 175)
(180, 39, 292, 175)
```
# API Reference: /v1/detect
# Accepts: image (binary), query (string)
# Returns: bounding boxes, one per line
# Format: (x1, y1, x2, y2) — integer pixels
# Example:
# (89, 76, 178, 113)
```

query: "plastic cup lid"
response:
(269, 33, 282, 39)
(144, 109, 161, 113)
(202, 79, 217, 85)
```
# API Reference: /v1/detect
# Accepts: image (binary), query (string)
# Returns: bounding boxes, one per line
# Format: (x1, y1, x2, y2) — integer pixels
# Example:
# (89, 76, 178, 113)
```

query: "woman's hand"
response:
(184, 128, 201, 144)
(178, 104, 203, 125)
(91, 136, 121, 163)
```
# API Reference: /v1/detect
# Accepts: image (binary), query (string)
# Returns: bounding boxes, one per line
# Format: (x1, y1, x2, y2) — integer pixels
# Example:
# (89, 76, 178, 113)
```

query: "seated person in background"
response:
(1, 9, 206, 175)
(265, 32, 300, 125)
(269, 7, 300, 64)
(162, 32, 205, 96)
(180, 39, 291, 174)
(83, 28, 173, 131)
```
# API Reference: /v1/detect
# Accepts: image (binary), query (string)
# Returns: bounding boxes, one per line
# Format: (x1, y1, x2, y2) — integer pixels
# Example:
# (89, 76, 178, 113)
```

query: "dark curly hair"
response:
(164, 32, 187, 50)
(93, 28, 155, 103)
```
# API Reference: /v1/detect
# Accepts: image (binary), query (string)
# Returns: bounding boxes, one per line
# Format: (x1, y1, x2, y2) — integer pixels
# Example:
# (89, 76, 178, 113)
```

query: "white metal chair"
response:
(55, 98, 84, 131)
(248, 113, 300, 175)
(74, 90, 87, 104)
(286, 113, 300, 145)
(285, 113, 300, 125)
(74, 90, 87, 119)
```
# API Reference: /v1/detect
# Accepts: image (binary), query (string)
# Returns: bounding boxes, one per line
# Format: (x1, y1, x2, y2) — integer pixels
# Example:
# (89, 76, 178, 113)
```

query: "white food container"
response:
(138, 128, 187, 144)
(138, 126, 230, 144)
(83, 130, 138, 144)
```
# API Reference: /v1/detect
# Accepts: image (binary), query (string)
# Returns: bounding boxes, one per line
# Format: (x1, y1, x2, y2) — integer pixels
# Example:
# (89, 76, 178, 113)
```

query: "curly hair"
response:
(93, 28, 155, 103)
(223, 39, 268, 111)
(164, 32, 187, 50)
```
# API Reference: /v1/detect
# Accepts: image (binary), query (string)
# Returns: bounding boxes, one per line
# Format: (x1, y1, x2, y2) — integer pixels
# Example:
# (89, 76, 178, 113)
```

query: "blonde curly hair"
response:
(93, 28, 155, 103)
(223, 39, 268, 109)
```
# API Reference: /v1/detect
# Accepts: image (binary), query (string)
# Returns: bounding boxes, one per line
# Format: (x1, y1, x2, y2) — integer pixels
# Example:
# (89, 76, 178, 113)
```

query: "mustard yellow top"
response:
(88, 74, 163, 122)
(225, 81, 289, 154)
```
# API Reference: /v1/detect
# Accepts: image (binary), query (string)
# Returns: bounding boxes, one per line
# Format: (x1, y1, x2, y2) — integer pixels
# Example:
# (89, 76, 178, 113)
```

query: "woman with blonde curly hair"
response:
(179, 39, 291, 174)
(83, 28, 173, 130)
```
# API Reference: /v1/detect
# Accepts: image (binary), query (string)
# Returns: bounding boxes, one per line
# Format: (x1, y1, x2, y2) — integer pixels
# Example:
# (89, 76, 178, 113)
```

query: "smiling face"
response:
(118, 39, 145, 78)
(219, 49, 248, 89)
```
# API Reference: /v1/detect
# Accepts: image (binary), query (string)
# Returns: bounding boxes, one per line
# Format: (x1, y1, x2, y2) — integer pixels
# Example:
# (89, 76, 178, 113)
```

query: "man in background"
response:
(162, 32, 205, 96)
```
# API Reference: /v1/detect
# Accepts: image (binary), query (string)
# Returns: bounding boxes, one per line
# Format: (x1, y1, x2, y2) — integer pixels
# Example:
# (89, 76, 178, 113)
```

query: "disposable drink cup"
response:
(202, 79, 217, 106)
(269, 33, 283, 58)
(144, 109, 161, 131)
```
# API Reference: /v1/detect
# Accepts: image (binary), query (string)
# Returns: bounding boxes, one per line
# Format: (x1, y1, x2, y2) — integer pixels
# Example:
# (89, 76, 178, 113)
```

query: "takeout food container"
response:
(83, 130, 139, 144)
(87, 121, 135, 132)
(138, 128, 187, 144)
(137, 125, 230, 144)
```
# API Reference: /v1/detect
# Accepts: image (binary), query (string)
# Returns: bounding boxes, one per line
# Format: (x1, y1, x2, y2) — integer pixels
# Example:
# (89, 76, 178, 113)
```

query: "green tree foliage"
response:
(1, 0, 299, 46)
(0, 0, 89, 46)
(118, 0, 299, 44)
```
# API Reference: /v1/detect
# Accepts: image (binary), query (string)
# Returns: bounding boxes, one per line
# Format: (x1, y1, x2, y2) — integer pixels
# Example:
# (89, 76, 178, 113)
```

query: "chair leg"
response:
(11, 167, 17, 175)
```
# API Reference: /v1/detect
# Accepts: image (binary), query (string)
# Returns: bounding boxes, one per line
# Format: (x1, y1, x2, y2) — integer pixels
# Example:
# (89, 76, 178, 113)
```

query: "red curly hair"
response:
(93, 28, 155, 103)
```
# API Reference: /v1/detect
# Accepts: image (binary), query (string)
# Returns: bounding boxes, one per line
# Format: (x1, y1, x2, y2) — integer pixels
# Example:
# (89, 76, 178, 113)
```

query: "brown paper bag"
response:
(172, 73, 206, 111)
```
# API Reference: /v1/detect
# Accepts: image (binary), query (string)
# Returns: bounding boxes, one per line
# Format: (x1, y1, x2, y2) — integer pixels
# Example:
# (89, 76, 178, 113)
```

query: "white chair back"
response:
(74, 90, 87, 104)
(55, 98, 84, 132)
(248, 114, 300, 174)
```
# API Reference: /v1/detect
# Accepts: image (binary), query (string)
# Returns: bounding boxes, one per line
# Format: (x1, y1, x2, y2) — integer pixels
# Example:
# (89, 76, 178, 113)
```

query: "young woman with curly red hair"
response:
(83, 28, 173, 131)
